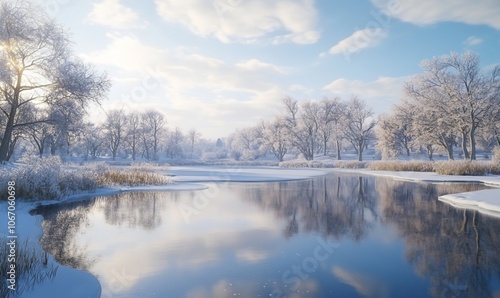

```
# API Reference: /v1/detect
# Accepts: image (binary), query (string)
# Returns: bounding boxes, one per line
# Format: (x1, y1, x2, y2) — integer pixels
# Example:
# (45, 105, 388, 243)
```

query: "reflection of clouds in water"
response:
(235, 248, 269, 263)
(95, 228, 279, 295)
(186, 279, 321, 298)
(332, 266, 389, 298)
(287, 279, 320, 298)
(75, 190, 282, 295)
(186, 279, 260, 298)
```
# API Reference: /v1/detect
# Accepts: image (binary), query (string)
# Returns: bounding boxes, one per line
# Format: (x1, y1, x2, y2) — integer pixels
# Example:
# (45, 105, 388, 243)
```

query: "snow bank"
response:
(56, 183, 208, 205)
(0, 202, 102, 298)
(333, 168, 500, 186)
(439, 190, 500, 218)
(167, 166, 329, 183)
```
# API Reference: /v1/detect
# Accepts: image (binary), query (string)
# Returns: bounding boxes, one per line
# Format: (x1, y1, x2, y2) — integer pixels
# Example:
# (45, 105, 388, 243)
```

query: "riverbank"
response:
(332, 168, 500, 218)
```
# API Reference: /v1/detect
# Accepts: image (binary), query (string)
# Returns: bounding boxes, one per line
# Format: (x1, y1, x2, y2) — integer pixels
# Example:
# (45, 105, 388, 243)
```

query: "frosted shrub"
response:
(97, 170, 170, 186)
(367, 160, 434, 172)
(334, 161, 367, 169)
(14, 155, 63, 200)
(433, 160, 493, 176)
(241, 150, 258, 161)
(84, 162, 110, 174)
(279, 160, 334, 168)
(493, 146, 500, 163)
(201, 151, 220, 161)
(59, 169, 98, 195)
(130, 162, 170, 172)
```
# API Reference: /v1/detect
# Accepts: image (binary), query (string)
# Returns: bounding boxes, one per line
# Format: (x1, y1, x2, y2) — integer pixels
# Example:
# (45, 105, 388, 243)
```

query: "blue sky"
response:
(36, 0, 500, 139)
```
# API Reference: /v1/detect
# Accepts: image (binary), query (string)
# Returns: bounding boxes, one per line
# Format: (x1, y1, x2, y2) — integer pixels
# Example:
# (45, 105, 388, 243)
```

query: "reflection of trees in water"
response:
(32, 200, 97, 271)
(0, 238, 58, 298)
(244, 175, 379, 241)
(100, 192, 166, 229)
(377, 179, 500, 297)
(31, 191, 173, 272)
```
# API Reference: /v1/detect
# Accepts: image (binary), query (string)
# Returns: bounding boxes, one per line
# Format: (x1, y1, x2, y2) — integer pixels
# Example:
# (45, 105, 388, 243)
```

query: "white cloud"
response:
(464, 36, 483, 46)
(324, 28, 388, 58)
(332, 267, 389, 297)
(87, 0, 146, 29)
(82, 35, 289, 137)
(323, 76, 409, 113)
(289, 84, 314, 94)
(154, 0, 320, 44)
(236, 59, 290, 74)
(81, 34, 167, 74)
(371, 0, 500, 29)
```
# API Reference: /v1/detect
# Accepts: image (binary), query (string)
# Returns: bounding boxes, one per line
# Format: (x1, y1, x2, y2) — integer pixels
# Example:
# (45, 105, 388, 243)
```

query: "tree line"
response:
(226, 96, 375, 162)
(377, 51, 500, 160)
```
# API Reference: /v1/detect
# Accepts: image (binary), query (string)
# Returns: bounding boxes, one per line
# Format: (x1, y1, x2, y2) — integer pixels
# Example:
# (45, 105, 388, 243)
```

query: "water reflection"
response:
(33, 200, 96, 271)
(31, 174, 500, 297)
(377, 179, 500, 297)
(242, 176, 379, 240)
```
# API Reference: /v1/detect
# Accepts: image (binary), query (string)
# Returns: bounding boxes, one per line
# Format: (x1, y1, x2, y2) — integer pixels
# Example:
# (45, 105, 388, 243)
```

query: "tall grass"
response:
(279, 160, 335, 168)
(0, 238, 58, 297)
(433, 160, 500, 175)
(333, 161, 367, 169)
(0, 155, 171, 201)
(367, 159, 500, 176)
(96, 170, 170, 186)
(367, 160, 434, 172)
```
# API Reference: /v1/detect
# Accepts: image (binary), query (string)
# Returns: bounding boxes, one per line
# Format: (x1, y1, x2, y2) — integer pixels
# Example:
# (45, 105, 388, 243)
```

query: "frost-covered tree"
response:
(0, 1, 109, 162)
(165, 127, 183, 159)
(81, 122, 103, 160)
(282, 97, 320, 161)
(141, 110, 165, 160)
(230, 126, 264, 161)
(24, 106, 52, 157)
(343, 97, 376, 161)
(406, 51, 500, 160)
(103, 109, 127, 160)
(261, 117, 289, 162)
(47, 100, 86, 157)
(123, 112, 141, 160)
(187, 129, 200, 159)
(318, 97, 344, 156)
(376, 100, 414, 159)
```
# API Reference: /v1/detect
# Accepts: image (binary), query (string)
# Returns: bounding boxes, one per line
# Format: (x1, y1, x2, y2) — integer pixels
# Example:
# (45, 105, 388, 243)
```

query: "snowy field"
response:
(167, 165, 330, 183)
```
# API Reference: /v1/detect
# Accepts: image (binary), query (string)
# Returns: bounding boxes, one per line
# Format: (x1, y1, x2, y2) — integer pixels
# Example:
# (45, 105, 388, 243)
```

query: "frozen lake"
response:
(29, 173, 500, 297)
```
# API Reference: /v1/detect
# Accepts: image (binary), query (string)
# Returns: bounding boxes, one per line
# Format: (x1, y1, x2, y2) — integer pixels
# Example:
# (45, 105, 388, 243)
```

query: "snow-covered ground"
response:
(0, 201, 101, 298)
(439, 190, 500, 218)
(167, 165, 329, 182)
(333, 168, 500, 218)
